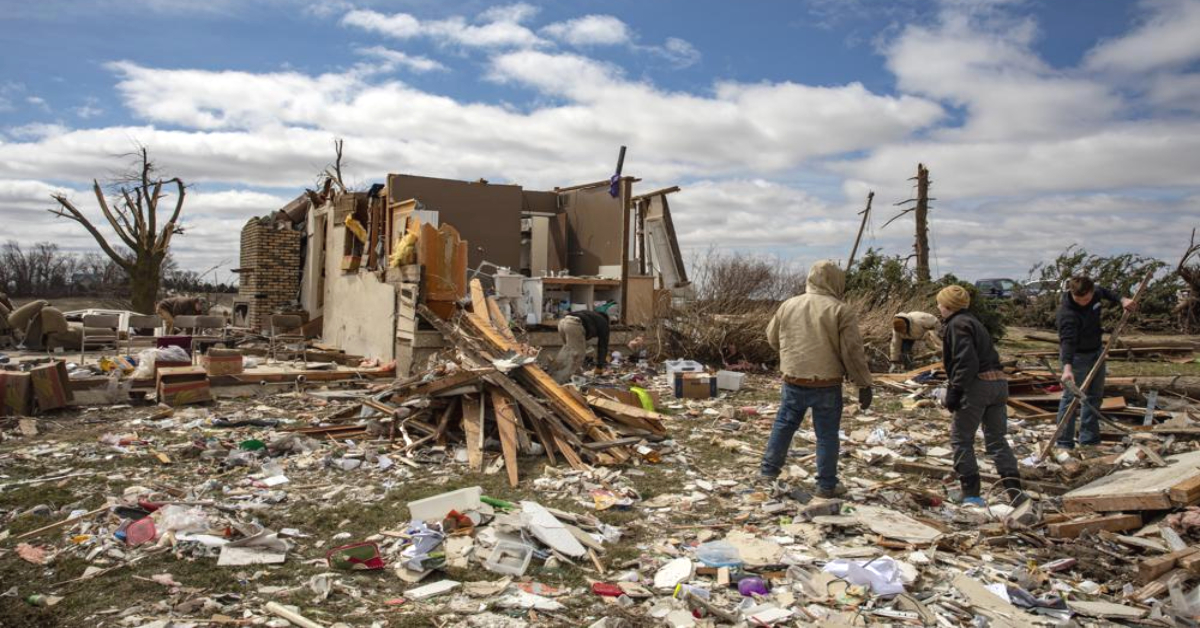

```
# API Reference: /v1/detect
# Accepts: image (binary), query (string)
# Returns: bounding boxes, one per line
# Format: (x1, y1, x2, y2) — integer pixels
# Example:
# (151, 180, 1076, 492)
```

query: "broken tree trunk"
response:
(914, 164, 931, 283)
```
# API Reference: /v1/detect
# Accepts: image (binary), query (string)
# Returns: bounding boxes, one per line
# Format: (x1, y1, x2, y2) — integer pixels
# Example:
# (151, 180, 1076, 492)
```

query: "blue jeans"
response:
(1055, 350, 1106, 448)
(760, 384, 843, 490)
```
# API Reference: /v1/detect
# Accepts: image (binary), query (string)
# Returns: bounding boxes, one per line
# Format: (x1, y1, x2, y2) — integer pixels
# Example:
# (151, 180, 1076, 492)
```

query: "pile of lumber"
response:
(297, 280, 668, 487)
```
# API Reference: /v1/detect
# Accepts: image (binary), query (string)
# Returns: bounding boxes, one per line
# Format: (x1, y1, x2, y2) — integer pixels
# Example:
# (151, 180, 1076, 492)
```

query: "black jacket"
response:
(1057, 287, 1121, 363)
(566, 310, 611, 367)
(941, 310, 1002, 394)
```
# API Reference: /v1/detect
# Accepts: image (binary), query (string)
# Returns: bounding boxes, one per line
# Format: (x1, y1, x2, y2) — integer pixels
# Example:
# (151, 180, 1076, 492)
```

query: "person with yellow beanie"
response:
(936, 284, 1024, 507)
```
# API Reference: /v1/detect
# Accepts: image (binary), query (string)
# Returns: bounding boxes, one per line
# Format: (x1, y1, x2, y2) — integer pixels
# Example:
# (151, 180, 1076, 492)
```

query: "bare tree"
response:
(1178, 228, 1200, 333)
(48, 147, 186, 313)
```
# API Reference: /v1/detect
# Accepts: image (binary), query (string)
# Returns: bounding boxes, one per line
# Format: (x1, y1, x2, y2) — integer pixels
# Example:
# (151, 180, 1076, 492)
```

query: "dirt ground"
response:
(1, 335, 1199, 627)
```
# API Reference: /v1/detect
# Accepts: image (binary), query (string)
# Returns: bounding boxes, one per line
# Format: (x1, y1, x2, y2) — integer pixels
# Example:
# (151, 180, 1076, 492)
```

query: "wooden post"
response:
(914, 164, 931, 283)
(846, 191, 874, 270)
(1038, 270, 1154, 460)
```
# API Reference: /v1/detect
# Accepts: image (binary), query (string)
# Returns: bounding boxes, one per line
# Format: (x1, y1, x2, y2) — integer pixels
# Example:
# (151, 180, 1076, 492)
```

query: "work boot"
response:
(815, 484, 847, 499)
(959, 474, 982, 502)
(1001, 477, 1028, 507)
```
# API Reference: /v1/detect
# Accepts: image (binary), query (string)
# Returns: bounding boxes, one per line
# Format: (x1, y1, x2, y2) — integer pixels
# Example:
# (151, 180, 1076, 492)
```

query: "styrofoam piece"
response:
(406, 579, 461, 600)
(653, 557, 694, 591)
(716, 370, 745, 391)
(407, 486, 482, 522)
(485, 541, 533, 576)
(520, 501, 586, 557)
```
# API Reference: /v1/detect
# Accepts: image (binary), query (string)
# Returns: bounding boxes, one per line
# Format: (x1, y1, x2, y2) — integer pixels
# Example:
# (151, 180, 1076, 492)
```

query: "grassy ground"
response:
(0, 382, 783, 627)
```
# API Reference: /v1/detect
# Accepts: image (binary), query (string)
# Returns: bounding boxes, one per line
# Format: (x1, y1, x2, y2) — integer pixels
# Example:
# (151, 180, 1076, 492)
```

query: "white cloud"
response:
(648, 37, 702, 69)
(2, 2, 1199, 283)
(1085, 0, 1200, 74)
(355, 46, 447, 73)
(543, 15, 631, 47)
(26, 96, 51, 113)
(341, 5, 546, 49)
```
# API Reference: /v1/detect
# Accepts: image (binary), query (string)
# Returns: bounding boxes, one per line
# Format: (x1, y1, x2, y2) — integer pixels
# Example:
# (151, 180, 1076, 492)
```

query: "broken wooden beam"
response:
(1046, 513, 1142, 539)
(1138, 547, 1200, 584)
(586, 395, 668, 435)
(489, 388, 521, 488)
(461, 394, 484, 473)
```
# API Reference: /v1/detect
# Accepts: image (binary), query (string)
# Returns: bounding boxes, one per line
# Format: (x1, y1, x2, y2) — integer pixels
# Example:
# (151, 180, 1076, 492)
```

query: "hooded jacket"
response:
(766, 260, 873, 388)
(890, 311, 943, 362)
(1057, 287, 1122, 364)
(940, 309, 1003, 394)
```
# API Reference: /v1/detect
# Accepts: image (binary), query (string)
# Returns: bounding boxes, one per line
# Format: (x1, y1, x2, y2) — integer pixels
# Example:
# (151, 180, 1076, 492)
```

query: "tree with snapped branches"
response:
(48, 147, 186, 314)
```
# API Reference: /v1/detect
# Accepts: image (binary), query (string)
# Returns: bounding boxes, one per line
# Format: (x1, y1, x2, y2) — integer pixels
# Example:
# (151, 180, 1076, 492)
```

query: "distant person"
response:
(890, 311, 942, 370)
(937, 285, 1024, 507)
(1054, 276, 1135, 449)
(156, 295, 207, 334)
(550, 310, 610, 383)
(759, 260, 873, 499)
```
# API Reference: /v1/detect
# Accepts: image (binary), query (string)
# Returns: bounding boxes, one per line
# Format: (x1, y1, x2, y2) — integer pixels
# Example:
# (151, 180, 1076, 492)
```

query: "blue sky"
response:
(1, 0, 1197, 283)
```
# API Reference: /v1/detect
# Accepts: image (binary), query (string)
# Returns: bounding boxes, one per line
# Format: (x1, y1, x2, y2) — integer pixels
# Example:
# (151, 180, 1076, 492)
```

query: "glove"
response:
(858, 387, 873, 411)
(945, 387, 964, 412)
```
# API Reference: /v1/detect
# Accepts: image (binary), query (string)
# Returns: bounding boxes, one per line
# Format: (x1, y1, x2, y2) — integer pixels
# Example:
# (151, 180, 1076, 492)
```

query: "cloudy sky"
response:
(0, 0, 1197, 284)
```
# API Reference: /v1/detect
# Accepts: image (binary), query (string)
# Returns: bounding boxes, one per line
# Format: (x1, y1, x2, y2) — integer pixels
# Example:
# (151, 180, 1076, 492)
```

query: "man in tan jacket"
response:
(890, 311, 942, 370)
(761, 260, 873, 498)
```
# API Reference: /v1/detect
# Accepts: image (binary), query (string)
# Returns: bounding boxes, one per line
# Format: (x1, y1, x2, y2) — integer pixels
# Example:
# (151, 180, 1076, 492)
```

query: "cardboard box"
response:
(29, 361, 73, 412)
(0, 371, 32, 416)
(157, 366, 212, 406)
(675, 373, 716, 399)
(201, 349, 244, 377)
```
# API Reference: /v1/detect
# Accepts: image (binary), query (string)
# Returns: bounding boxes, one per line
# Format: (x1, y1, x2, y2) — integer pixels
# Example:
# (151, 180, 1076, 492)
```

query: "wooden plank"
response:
(489, 388, 521, 488)
(1138, 547, 1199, 584)
(486, 297, 518, 344)
(1047, 513, 1142, 539)
(1130, 568, 1189, 602)
(415, 303, 585, 469)
(586, 395, 667, 435)
(434, 398, 459, 446)
(462, 394, 484, 472)
(1170, 475, 1200, 506)
(402, 369, 489, 399)
(1063, 449, 1200, 513)
(459, 295, 627, 461)
(1178, 551, 1200, 575)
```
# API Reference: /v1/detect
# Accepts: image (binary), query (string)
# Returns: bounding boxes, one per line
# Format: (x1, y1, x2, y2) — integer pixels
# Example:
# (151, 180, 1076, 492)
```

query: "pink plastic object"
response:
(126, 517, 157, 546)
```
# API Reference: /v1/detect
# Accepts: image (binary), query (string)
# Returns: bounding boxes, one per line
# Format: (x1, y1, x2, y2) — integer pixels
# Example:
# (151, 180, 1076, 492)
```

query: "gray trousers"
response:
(951, 379, 1020, 481)
(550, 317, 587, 383)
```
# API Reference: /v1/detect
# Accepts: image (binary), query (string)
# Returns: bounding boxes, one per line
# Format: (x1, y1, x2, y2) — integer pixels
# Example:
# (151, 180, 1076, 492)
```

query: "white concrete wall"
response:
(320, 207, 396, 360)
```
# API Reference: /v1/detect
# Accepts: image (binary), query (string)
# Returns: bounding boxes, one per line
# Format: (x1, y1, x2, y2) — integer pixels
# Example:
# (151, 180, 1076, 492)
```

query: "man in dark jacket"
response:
(550, 310, 610, 383)
(937, 285, 1023, 507)
(1055, 276, 1134, 449)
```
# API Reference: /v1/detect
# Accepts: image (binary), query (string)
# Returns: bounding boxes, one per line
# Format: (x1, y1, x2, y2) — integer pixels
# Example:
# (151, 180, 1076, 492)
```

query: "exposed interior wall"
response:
(299, 210, 328, 319)
(319, 203, 397, 360)
(388, 174, 523, 273)
(557, 184, 625, 277)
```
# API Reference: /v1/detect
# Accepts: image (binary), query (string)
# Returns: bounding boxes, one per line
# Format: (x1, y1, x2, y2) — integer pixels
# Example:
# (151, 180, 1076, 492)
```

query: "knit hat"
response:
(936, 285, 971, 312)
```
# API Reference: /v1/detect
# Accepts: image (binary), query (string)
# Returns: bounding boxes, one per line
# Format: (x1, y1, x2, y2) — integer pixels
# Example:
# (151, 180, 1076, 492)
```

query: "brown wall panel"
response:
(388, 174, 523, 272)
(559, 185, 624, 276)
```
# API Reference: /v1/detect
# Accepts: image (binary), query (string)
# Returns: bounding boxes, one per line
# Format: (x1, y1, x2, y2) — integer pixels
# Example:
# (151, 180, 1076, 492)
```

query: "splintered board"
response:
(1063, 449, 1200, 513)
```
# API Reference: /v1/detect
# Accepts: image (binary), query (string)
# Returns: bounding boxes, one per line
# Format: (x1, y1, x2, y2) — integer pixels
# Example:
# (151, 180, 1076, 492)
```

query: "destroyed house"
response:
(237, 173, 691, 375)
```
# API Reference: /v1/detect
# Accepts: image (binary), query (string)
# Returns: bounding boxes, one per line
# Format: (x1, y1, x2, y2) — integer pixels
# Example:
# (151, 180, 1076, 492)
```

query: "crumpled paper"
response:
(823, 556, 906, 595)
